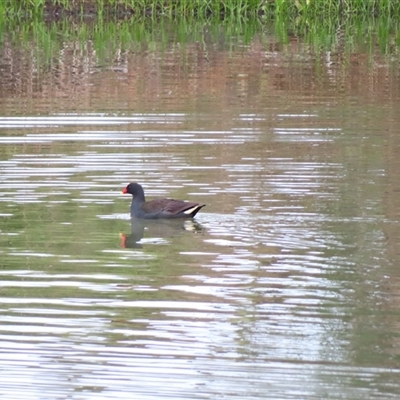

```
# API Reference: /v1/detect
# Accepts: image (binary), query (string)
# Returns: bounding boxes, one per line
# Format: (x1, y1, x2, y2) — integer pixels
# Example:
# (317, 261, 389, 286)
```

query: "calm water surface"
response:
(1, 22, 400, 399)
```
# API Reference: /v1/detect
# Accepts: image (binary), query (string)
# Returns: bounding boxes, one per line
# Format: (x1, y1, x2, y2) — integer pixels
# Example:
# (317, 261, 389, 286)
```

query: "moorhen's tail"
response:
(184, 204, 206, 218)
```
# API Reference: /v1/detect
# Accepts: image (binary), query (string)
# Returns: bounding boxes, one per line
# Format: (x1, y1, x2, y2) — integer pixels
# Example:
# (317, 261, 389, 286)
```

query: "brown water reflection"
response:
(1, 22, 400, 399)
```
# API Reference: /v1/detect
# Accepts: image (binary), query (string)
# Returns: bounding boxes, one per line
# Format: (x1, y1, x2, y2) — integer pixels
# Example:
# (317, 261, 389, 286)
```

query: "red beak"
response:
(121, 187, 128, 194)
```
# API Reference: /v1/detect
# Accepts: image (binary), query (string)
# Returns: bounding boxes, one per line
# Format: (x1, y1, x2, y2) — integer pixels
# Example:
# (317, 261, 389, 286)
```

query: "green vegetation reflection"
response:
(0, 16, 399, 67)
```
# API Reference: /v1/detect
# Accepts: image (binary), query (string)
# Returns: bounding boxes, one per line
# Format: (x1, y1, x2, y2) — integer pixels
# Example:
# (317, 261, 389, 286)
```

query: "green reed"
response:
(270, 0, 400, 17)
(3, 0, 400, 19)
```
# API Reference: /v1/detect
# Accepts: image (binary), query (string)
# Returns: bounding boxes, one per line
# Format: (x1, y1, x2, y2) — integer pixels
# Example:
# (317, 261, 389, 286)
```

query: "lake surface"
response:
(1, 19, 400, 399)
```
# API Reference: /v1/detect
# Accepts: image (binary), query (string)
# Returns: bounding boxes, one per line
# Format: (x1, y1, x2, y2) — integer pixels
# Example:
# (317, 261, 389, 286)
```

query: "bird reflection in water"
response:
(120, 217, 204, 249)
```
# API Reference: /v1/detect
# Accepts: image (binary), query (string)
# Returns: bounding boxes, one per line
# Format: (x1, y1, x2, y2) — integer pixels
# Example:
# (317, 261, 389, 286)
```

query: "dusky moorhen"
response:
(121, 182, 206, 219)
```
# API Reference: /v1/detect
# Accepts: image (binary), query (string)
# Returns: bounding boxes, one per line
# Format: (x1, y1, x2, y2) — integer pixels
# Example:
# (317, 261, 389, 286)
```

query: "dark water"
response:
(1, 21, 400, 399)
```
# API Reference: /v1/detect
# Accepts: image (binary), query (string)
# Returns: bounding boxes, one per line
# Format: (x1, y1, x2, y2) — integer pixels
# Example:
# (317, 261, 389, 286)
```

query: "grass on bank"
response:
(2, 0, 400, 19)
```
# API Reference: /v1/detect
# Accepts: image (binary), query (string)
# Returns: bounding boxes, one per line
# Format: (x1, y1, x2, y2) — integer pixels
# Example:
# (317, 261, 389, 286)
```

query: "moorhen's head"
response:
(121, 182, 145, 200)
